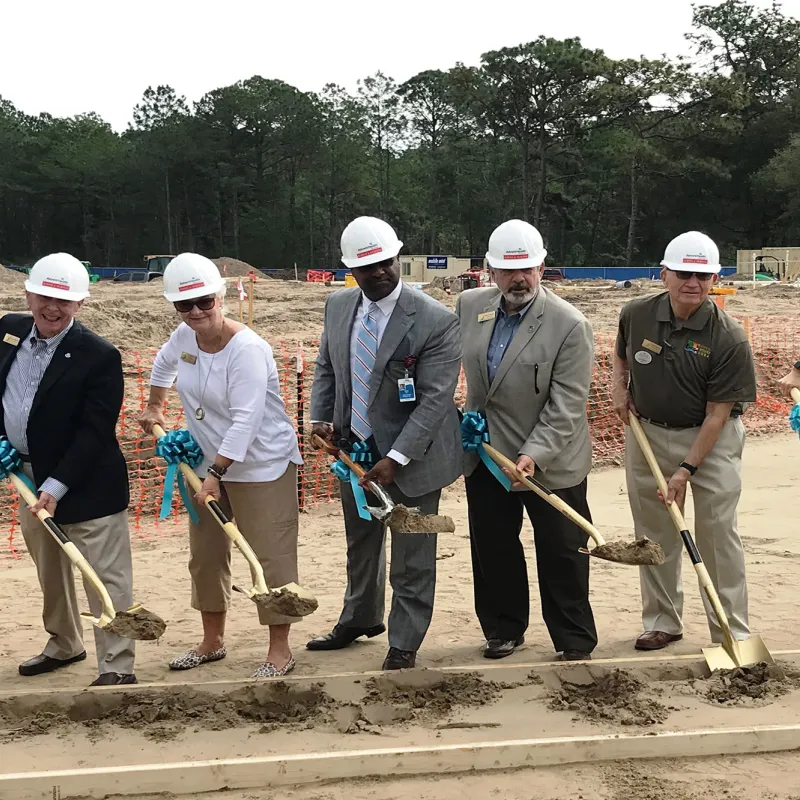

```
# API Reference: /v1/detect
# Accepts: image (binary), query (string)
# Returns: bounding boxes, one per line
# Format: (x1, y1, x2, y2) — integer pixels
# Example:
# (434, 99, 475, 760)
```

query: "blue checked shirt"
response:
(2, 320, 74, 500)
(487, 296, 536, 384)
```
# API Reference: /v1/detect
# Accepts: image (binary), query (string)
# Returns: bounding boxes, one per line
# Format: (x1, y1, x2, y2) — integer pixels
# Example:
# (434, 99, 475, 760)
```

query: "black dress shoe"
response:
(382, 647, 416, 670)
(90, 672, 138, 686)
(306, 623, 386, 651)
(560, 649, 592, 661)
(19, 651, 87, 677)
(483, 635, 525, 660)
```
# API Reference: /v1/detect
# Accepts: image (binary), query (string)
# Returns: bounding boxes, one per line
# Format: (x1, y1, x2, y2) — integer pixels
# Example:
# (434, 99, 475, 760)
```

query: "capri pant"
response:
(188, 462, 300, 626)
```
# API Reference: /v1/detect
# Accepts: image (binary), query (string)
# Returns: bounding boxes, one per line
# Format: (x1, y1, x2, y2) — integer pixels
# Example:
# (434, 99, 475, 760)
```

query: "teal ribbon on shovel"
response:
(0, 438, 37, 494)
(460, 411, 512, 491)
(790, 403, 800, 440)
(330, 441, 374, 521)
(155, 429, 204, 523)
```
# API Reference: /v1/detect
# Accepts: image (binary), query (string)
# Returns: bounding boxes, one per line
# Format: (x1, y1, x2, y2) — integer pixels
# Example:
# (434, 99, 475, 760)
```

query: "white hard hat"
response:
(163, 253, 226, 302)
(485, 219, 547, 270)
(661, 231, 721, 274)
(340, 216, 403, 269)
(25, 253, 91, 301)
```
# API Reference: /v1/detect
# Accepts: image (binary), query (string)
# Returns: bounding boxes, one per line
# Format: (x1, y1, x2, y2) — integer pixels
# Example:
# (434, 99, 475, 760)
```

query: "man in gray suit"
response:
(457, 219, 597, 661)
(308, 215, 462, 670)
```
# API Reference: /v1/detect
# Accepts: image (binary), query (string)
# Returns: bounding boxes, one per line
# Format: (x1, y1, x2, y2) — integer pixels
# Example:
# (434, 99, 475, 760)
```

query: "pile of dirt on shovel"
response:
(700, 662, 793, 706)
(548, 668, 670, 726)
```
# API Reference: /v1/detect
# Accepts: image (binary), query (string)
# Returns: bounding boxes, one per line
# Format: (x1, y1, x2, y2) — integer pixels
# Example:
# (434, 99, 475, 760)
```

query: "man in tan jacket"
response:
(456, 219, 597, 662)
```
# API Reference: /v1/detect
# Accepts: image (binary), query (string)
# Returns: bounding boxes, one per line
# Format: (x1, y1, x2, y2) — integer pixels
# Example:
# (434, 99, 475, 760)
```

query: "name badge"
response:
(478, 311, 495, 323)
(180, 352, 197, 365)
(3, 333, 20, 346)
(642, 339, 662, 354)
(398, 377, 416, 402)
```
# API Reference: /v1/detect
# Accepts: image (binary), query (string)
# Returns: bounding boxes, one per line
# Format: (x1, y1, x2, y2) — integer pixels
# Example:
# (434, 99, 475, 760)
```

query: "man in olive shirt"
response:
(612, 231, 757, 652)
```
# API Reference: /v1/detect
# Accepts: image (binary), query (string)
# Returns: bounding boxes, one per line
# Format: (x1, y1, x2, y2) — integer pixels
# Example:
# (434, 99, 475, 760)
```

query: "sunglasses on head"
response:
(669, 269, 714, 281)
(173, 295, 216, 313)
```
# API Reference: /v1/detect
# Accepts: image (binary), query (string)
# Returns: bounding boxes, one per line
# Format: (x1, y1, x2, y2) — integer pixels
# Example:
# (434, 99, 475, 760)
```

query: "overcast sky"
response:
(5, 0, 800, 131)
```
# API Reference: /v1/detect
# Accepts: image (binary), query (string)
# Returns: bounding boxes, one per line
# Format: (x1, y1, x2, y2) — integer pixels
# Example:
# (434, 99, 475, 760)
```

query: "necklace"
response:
(195, 325, 224, 421)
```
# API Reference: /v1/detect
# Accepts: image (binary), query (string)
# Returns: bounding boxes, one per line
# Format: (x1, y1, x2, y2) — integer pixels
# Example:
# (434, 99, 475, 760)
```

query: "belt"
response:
(17, 453, 31, 463)
(637, 413, 741, 431)
(637, 417, 702, 430)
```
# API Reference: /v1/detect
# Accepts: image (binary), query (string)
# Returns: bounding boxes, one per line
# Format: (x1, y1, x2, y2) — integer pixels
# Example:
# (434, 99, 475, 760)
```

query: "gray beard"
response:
(502, 285, 538, 307)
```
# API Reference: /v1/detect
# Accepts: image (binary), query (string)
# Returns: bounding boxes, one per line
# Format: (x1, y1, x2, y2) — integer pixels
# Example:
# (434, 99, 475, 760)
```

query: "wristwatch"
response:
(679, 461, 697, 476)
(794, 359, 800, 370)
(208, 464, 228, 480)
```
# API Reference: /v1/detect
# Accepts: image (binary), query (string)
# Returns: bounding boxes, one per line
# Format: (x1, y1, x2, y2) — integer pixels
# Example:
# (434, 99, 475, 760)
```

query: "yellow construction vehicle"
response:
(143, 255, 175, 272)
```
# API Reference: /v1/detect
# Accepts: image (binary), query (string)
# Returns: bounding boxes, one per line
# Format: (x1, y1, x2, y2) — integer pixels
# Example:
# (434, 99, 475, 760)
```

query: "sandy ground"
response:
(1, 431, 798, 686)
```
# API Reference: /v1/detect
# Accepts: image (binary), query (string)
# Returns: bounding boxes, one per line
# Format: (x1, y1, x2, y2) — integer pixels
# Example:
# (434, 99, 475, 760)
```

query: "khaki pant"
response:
(625, 417, 750, 642)
(19, 465, 136, 675)
(188, 463, 300, 626)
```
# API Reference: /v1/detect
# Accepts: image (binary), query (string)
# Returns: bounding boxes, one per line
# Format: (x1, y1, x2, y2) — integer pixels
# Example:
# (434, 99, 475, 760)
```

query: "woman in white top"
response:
(139, 253, 303, 678)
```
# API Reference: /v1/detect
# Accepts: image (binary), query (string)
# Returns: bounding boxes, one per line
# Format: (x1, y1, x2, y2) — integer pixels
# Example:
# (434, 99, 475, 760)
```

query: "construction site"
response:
(1, 263, 800, 800)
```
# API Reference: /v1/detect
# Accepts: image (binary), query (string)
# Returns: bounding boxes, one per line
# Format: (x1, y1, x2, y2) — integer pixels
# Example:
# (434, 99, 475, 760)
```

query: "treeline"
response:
(2, 0, 800, 271)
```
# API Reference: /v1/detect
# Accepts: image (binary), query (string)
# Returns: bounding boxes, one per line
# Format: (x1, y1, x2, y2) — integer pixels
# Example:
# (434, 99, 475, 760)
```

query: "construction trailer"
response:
(398, 255, 481, 283)
(737, 247, 800, 281)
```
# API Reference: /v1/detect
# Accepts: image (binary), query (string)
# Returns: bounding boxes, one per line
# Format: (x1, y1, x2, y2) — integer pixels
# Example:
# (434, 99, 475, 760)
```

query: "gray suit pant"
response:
(337, 479, 440, 652)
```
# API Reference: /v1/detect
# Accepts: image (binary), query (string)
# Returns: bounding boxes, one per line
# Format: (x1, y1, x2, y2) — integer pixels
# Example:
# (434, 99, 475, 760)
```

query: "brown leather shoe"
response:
(635, 631, 683, 651)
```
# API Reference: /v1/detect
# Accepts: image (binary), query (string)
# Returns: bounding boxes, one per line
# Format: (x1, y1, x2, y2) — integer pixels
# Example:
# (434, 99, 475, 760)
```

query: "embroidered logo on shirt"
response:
(685, 339, 711, 358)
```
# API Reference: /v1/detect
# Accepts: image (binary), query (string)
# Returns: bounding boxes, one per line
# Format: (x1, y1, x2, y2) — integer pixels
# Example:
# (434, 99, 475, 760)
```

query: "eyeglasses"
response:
(173, 296, 216, 313)
(669, 270, 714, 282)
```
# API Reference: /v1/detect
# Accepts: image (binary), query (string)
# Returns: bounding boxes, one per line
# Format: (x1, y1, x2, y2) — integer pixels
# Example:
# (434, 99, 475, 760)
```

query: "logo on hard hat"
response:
(682, 254, 709, 264)
(503, 250, 529, 260)
(41, 278, 70, 291)
(179, 279, 206, 292)
(357, 242, 384, 259)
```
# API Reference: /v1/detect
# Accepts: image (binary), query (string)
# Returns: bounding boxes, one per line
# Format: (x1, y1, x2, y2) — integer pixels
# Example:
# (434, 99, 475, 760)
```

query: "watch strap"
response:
(793, 359, 800, 370)
(679, 461, 697, 476)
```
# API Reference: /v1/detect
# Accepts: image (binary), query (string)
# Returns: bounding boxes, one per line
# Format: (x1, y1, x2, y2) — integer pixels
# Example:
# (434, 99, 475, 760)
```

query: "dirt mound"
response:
(2, 683, 330, 742)
(213, 256, 267, 278)
(1, 267, 27, 287)
(365, 673, 505, 717)
(423, 286, 448, 301)
(548, 669, 670, 726)
(426, 276, 450, 291)
(701, 662, 790, 705)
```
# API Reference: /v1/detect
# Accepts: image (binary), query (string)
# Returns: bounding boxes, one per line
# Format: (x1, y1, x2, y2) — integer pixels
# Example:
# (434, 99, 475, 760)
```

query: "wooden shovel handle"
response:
(791, 388, 800, 405)
(312, 434, 367, 479)
(626, 416, 689, 533)
(8, 471, 117, 624)
(151, 423, 270, 595)
(480, 442, 605, 547)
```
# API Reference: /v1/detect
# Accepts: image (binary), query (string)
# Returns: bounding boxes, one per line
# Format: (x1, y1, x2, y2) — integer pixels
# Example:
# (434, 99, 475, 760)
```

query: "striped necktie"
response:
(351, 302, 379, 441)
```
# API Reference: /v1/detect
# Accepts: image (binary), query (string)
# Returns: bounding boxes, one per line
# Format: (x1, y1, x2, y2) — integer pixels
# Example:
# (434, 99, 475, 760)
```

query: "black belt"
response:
(18, 453, 31, 463)
(638, 414, 740, 430)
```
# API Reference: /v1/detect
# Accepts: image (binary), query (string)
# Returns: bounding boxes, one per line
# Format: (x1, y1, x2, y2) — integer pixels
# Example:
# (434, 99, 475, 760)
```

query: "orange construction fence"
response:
(1, 315, 798, 559)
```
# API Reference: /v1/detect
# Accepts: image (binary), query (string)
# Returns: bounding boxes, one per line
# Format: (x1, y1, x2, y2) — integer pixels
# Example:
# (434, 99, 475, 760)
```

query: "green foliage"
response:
(2, 0, 800, 269)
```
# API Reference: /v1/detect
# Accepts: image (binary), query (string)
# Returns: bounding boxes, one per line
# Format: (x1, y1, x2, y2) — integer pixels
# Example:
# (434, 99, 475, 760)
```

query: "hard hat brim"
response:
(342, 241, 403, 270)
(485, 249, 547, 270)
(661, 260, 721, 274)
(25, 281, 90, 301)
(163, 278, 227, 303)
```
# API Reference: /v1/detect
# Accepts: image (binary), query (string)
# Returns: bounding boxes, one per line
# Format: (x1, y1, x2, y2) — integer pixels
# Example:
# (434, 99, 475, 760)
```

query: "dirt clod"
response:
(548, 669, 670, 726)
(387, 505, 456, 534)
(592, 537, 665, 565)
(254, 587, 319, 617)
(365, 673, 504, 717)
(104, 607, 166, 640)
(703, 662, 789, 705)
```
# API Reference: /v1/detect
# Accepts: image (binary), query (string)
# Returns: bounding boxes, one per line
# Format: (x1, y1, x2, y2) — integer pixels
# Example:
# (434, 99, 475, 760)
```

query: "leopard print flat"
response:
(168, 646, 227, 671)
(251, 657, 296, 679)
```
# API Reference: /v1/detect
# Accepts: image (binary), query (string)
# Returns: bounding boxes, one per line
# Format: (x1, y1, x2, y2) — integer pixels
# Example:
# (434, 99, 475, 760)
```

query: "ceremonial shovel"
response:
(8, 472, 166, 641)
(481, 443, 664, 566)
(628, 414, 774, 671)
(152, 424, 318, 618)
(313, 435, 455, 534)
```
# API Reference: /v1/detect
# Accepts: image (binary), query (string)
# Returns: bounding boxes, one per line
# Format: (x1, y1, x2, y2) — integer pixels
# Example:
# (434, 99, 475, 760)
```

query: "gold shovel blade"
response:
(702, 635, 774, 671)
